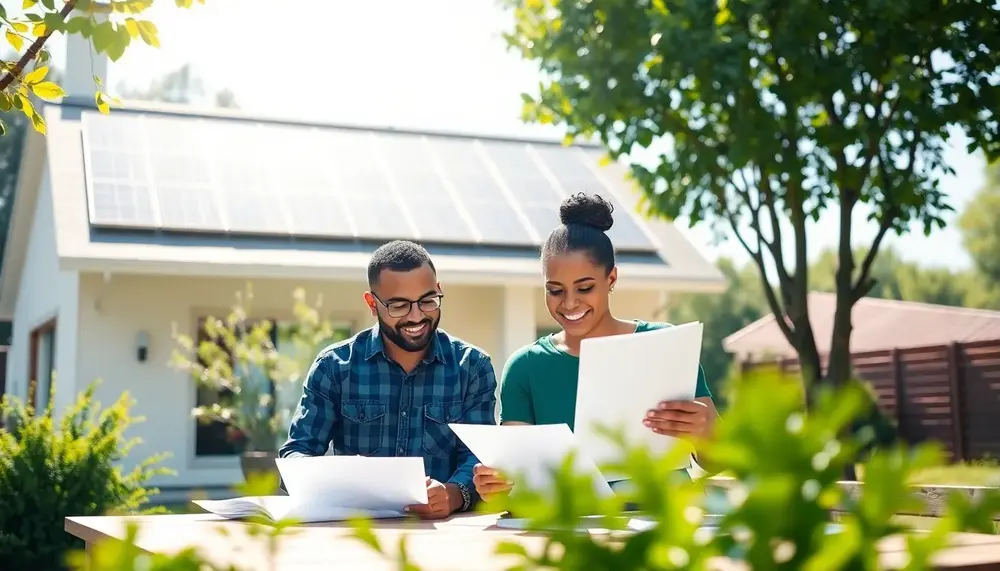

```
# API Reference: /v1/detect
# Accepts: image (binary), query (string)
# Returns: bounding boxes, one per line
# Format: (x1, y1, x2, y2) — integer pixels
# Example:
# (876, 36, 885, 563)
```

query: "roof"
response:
(0, 97, 725, 316)
(723, 292, 1000, 359)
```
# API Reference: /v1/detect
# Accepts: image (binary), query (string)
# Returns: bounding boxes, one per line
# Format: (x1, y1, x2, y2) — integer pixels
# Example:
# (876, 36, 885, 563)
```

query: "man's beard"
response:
(378, 313, 440, 353)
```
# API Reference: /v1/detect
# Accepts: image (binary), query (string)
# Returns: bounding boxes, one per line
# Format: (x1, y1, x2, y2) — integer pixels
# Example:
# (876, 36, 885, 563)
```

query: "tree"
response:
(118, 62, 240, 108)
(958, 161, 1000, 283)
(0, 0, 206, 136)
(504, 0, 1000, 392)
(809, 246, 979, 308)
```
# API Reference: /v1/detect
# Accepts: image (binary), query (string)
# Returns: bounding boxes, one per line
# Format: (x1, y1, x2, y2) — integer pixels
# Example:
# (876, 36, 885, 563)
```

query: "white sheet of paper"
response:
(574, 321, 704, 478)
(275, 455, 428, 513)
(193, 496, 408, 523)
(449, 423, 615, 499)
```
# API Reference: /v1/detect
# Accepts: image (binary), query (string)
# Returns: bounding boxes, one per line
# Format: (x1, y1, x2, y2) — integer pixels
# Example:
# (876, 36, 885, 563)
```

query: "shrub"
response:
(0, 381, 172, 571)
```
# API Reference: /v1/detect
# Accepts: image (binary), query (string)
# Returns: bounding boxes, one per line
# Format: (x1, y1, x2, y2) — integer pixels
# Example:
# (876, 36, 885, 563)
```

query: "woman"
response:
(472, 192, 719, 502)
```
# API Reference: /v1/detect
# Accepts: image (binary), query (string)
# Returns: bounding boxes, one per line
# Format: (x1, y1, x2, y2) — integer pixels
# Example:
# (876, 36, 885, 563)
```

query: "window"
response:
(194, 318, 353, 457)
(27, 319, 57, 412)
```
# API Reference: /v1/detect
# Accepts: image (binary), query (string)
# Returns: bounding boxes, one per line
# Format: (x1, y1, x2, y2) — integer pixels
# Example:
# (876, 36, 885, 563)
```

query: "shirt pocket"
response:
(421, 400, 464, 458)
(340, 400, 386, 456)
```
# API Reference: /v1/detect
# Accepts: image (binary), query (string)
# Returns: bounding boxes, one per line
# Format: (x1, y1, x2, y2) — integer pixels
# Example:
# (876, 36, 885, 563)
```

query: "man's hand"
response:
(644, 400, 712, 438)
(472, 463, 513, 502)
(404, 478, 459, 520)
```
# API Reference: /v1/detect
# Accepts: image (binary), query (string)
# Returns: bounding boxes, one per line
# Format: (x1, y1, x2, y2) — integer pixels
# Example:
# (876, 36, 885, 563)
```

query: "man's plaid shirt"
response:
(278, 323, 498, 508)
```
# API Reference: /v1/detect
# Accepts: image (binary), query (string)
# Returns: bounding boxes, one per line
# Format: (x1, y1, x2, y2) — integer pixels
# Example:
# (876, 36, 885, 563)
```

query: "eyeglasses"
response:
(371, 292, 444, 319)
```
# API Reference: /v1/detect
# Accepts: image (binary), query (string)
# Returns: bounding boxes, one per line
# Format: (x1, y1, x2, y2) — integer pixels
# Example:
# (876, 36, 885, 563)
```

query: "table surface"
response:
(65, 511, 1000, 571)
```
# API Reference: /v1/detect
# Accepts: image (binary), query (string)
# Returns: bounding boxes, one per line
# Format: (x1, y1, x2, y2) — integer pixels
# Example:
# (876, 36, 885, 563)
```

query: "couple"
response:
(278, 192, 719, 519)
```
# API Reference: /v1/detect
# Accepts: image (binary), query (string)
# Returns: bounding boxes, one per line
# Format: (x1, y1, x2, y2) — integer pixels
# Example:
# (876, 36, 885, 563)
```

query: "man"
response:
(278, 240, 498, 519)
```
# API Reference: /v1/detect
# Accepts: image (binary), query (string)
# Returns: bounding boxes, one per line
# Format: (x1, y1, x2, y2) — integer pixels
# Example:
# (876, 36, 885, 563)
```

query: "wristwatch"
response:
(454, 482, 472, 512)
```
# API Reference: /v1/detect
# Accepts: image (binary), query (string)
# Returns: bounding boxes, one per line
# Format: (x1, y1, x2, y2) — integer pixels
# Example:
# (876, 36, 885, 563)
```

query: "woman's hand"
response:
(644, 399, 713, 439)
(472, 463, 513, 502)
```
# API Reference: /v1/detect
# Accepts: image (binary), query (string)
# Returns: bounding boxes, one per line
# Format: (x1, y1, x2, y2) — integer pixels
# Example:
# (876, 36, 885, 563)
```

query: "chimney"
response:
(63, 14, 108, 100)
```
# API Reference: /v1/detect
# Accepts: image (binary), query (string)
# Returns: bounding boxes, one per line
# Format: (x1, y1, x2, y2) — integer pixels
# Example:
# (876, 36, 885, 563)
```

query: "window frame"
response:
(27, 318, 57, 412)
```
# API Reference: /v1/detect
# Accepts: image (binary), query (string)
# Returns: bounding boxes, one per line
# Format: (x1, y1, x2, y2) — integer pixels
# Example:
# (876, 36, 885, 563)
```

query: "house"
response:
(723, 291, 1000, 361)
(0, 38, 725, 494)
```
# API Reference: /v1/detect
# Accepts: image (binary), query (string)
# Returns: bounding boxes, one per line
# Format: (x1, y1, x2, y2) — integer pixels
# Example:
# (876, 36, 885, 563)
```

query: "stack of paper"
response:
(449, 423, 615, 499)
(192, 456, 428, 523)
(574, 321, 704, 479)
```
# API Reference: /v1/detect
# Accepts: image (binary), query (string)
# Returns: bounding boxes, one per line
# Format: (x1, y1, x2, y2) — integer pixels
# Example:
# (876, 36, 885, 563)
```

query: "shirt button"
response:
(398, 447, 404, 454)
(402, 411, 407, 417)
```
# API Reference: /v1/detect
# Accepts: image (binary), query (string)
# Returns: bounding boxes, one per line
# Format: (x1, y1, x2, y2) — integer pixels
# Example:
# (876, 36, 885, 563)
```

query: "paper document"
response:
(192, 456, 428, 523)
(193, 496, 406, 523)
(449, 423, 614, 499)
(574, 321, 704, 478)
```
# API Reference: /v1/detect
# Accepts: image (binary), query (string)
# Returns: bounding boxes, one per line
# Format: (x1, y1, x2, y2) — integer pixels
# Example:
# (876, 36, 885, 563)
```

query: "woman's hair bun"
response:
(558, 192, 614, 232)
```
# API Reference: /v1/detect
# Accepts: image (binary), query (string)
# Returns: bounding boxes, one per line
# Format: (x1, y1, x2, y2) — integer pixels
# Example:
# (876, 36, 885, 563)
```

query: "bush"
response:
(0, 381, 172, 571)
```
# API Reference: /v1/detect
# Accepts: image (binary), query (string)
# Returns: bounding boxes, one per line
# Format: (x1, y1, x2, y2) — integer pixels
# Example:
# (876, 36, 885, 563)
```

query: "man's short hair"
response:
(367, 240, 436, 288)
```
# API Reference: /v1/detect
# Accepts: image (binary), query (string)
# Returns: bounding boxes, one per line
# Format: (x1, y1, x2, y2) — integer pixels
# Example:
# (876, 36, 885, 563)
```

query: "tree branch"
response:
(0, 0, 78, 93)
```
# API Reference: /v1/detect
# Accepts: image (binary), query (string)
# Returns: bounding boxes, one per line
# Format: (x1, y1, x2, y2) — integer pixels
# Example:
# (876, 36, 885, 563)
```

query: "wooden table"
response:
(65, 512, 1000, 570)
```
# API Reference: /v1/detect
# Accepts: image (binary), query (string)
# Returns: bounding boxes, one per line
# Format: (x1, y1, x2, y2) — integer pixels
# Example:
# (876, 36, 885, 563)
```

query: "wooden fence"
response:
(741, 339, 1000, 462)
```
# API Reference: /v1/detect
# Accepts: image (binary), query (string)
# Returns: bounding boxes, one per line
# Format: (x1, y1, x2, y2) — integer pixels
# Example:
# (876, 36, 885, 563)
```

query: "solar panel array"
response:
(81, 111, 660, 252)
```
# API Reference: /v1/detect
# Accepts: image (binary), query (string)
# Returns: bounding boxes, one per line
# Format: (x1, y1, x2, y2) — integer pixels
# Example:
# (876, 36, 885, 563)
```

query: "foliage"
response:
(0, 0, 207, 135)
(503, 0, 1000, 391)
(350, 366, 1000, 570)
(0, 380, 172, 571)
(169, 286, 342, 453)
(959, 161, 1000, 283)
(664, 257, 767, 399)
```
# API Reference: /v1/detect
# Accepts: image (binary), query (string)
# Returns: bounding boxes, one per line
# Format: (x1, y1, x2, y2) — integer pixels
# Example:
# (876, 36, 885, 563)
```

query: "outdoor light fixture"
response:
(136, 330, 150, 363)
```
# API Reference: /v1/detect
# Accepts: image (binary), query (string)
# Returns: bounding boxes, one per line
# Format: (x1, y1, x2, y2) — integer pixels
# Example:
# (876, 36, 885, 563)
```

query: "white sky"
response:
(50, 0, 988, 271)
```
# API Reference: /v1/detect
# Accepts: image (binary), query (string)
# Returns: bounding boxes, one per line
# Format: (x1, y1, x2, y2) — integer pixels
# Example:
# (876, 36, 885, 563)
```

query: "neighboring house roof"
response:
(0, 97, 725, 316)
(723, 292, 1000, 360)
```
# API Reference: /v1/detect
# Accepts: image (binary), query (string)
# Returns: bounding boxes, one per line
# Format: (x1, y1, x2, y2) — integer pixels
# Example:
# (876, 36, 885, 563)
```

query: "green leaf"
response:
(0, 93, 11, 112)
(5, 29, 24, 51)
(95, 91, 110, 114)
(23, 65, 48, 84)
(64, 17, 90, 36)
(91, 20, 116, 54)
(30, 109, 45, 134)
(124, 18, 140, 38)
(137, 20, 159, 47)
(30, 81, 65, 100)
(105, 25, 130, 61)
(41, 0, 55, 9)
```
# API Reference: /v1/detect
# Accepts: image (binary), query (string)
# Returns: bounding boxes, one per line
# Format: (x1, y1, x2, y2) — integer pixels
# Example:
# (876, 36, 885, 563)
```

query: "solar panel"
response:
(80, 112, 662, 255)
(478, 140, 564, 240)
(428, 138, 537, 246)
(377, 133, 477, 244)
(207, 121, 289, 235)
(267, 127, 355, 238)
(534, 145, 659, 252)
(141, 116, 225, 231)
(82, 113, 158, 228)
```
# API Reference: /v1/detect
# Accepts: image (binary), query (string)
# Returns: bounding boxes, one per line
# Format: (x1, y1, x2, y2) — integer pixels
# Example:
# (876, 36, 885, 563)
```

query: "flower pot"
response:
(240, 450, 278, 482)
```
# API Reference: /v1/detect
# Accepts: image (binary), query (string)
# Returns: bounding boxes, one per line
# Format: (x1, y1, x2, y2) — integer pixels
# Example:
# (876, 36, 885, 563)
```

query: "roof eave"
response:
(58, 252, 725, 293)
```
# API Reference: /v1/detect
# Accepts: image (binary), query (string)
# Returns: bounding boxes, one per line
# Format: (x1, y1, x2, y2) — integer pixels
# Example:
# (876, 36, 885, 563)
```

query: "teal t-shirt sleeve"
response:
(499, 348, 535, 424)
(695, 364, 712, 398)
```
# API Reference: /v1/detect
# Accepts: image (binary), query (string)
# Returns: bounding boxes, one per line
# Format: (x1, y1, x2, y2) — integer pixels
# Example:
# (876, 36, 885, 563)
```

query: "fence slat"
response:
(740, 338, 1000, 461)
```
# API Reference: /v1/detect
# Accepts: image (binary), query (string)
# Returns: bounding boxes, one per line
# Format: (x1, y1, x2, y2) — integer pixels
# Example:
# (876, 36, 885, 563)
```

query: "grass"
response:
(908, 463, 1000, 487)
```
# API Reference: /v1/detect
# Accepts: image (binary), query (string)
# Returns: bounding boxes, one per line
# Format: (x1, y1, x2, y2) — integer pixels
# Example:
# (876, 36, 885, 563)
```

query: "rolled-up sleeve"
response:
(447, 354, 498, 504)
(278, 354, 339, 458)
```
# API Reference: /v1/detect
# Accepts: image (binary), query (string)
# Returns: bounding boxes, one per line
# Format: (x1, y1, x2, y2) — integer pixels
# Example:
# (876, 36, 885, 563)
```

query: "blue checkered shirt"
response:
(278, 324, 498, 508)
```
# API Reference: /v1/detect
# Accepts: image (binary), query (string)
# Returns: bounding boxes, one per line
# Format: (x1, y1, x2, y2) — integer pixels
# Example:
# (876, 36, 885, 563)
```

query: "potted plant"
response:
(170, 285, 339, 481)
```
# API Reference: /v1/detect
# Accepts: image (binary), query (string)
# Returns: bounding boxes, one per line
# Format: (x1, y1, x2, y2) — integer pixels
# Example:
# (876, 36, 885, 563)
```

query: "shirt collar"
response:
(364, 322, 447, 365)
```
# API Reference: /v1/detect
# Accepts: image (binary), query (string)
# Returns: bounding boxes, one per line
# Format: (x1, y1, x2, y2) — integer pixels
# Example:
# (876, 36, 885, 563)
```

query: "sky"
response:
(51, 0, 989, 271)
